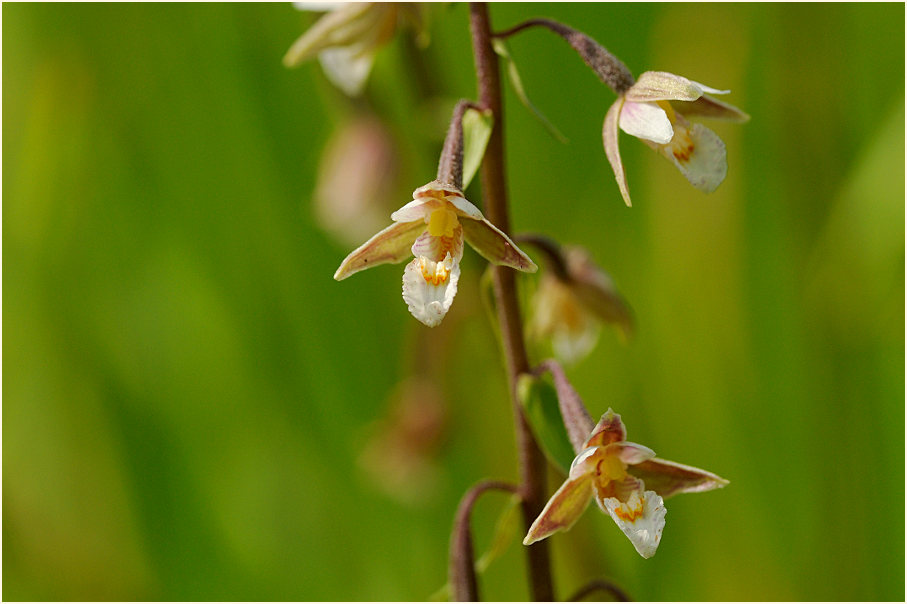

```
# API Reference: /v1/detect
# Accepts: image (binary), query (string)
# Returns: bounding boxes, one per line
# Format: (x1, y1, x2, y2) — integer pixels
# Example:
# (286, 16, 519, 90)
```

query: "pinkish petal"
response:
(569, 446, 606, 479)
(625, 71, 712, 103)
(661, 122, 727, 193)
(583, 409, 627, 448)
(390, 198, 438, 223)
(603, 442, 657, 465)
(334, 220, 424, 280)
(460, 218, 537, 272)
(445, 195, 485, 221)
(673, 94, 750, 123)
(593, 474, 645, 505)
(411, 224, 464, 264)
(602, 98, 632, 207)
(619, 101, 673, 144)
(601, 489, 666, 558)
(630, 457, 729, 499)
(523, 473, 594, 545)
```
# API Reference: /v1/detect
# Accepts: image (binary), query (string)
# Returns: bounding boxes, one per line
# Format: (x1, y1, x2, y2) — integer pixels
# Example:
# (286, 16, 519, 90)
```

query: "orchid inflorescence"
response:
(287, 3, 744, 598)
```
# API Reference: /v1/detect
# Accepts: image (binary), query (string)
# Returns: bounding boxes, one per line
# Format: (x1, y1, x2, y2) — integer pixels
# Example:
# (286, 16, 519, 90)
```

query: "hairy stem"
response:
(449, 480, 519, 602)
(468, 3, 554, 601)
(437, 99, 484, 189)
(493, 18, 635, 94)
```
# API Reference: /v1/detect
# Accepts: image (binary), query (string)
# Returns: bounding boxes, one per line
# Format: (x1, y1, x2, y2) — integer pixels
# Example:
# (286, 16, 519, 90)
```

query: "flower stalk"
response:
(449, 480, 519, 602)
(493, 18, 634, 94)
(437, 100, 484, 190)
(468, 3, 554, 600)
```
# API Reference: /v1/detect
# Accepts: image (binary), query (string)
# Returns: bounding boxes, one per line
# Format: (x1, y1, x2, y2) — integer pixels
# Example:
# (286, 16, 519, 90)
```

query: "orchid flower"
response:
(526, 242, 632, 364)
(334, 180, 537, 327)
(284, 3, 425, 96)
(524, 409, 728, 558)
(603, 71, 749, 206)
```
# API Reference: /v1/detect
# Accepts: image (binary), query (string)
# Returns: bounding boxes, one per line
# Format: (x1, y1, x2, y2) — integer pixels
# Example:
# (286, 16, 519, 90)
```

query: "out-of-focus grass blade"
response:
(492, 39, 568, 144)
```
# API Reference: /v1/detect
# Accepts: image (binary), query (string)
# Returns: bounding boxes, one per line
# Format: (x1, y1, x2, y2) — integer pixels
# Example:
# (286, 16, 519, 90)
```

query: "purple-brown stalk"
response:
(467, 3, 554, 601)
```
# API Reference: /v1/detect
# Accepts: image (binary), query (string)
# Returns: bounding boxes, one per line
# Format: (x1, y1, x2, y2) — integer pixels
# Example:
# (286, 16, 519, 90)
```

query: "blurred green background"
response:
(4, 3, 904, 601)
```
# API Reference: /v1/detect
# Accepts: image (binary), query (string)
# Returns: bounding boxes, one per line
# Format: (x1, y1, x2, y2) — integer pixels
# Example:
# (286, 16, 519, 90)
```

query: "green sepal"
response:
(517, 374, 577, 475)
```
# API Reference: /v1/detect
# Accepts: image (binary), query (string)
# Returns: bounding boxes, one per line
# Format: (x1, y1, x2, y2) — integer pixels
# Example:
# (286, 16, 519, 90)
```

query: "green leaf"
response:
(517, 374, 577, 475)
(492, 39, 568, 144)
(475, 494, 521, 573)
(462, 107, 493, 190)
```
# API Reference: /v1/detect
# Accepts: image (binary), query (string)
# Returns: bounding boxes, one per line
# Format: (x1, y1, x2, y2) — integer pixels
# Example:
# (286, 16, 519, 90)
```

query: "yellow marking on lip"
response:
(419, 257, 450, 286)
(671, 129, 695, 163)
(612, 495, 645, 523)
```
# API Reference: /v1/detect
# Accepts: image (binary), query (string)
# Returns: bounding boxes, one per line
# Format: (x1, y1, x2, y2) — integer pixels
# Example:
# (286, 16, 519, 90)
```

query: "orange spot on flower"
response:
(671, 131, 695, 163)
(612, 494, 645, 523)
(419, 258, 450, 286)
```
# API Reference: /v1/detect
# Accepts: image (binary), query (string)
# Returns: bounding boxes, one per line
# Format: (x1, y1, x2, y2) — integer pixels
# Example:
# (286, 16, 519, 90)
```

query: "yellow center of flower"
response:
(657, 100, 676, 124)
(427, 207, 459, 238)
(419, 257, 450, 286)
(655, 100, 695, 163)
(597, 454, 628, 483)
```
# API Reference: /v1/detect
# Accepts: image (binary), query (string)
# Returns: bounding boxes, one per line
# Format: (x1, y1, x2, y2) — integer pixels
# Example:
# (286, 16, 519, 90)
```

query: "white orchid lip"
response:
(602, 489, 666, 559)
(402, 253, 460, 328)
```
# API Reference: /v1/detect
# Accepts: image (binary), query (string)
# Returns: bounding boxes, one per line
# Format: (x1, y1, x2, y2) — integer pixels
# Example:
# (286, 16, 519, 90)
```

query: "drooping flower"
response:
(524, 409, 728, 558)
(334, 181, 537, 327)
(603, 71, 749, 206)
(284, 3, 426, 96)
(526, 241, 633, 364)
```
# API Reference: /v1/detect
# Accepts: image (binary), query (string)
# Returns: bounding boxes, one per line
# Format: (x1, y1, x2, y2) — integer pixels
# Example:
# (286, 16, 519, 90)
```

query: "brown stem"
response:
(437, 99, 484, 189)
(449, 480, 519, 602)
(567, 579, 632, 602)
(468, 4, 554, 601)
(534, 359, 595, 454)
(493, 18, 635, 94)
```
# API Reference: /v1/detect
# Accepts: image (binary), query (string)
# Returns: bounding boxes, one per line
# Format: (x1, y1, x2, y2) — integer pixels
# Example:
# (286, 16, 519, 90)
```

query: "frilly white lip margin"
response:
(402, 253, 460, 328)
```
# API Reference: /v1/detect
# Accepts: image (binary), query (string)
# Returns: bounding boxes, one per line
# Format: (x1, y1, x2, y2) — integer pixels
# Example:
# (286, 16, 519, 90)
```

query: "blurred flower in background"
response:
(284, 2, 428, 96)
(357, 377, 448, 505)
(527, 242, 632, 364)
(313, 115, 401, 247)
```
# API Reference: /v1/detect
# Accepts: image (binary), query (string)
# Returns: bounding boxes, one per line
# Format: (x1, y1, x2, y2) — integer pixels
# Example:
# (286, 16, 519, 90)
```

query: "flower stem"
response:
(468, 4, 554, 601)
(449, 480, 519, 602)
(492, 18, 635, 94)
(437, 99, 484, 189)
